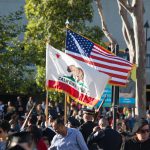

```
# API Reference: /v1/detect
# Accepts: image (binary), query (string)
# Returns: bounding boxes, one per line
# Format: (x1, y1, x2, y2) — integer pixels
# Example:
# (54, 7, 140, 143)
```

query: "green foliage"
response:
(0, 9, 36, 94)
(0, 9, 25, 50)
(48, 91, 65, 102)
(24, 0, 104, 92)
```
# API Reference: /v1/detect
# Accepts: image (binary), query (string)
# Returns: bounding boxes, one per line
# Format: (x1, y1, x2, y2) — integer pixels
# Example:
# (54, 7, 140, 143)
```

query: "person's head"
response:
(48, 113, 58, 126)
(98, 118, 109, 129)
(72, 110, 78, 117)
(49, 101, 55, 107)
(0, 120, 10, 140)
(18, 117, 25, 126)
(146, 110, 150, 118)
(28, 115, 37, 126)
(36, 104, 42, 111)
(6, 131, 33, 150)
(132, 118, 150, 142)
(0, 99, 3, 105)
(83, 108, 94, 122)
(8, 101, 13, 106)
(52, 118, 67, 136)
(27, 125, 42, 144)
(125, 48, 129, 53)
(17, 96, 21, 102)
(67, 117, 80, 128)
(78, 110, 83, 116)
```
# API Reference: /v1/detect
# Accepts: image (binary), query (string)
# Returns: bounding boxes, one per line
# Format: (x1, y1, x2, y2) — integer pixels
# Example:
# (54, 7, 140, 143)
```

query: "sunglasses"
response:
(138, 129, 150, 134)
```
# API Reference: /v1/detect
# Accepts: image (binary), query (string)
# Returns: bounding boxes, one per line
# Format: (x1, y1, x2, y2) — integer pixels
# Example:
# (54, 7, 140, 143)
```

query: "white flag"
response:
(46, 44, 110, 107)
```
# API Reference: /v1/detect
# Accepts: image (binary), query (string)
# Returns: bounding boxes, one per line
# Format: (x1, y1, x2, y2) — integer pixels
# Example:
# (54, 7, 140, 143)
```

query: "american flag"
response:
(66, 29, 134, 86)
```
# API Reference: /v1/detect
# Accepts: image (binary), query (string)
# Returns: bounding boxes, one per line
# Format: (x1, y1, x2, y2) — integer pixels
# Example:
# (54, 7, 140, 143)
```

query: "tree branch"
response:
(95, 0, 117, 51)
(119, 0, 133, 13)
(117, 0, 135, 63)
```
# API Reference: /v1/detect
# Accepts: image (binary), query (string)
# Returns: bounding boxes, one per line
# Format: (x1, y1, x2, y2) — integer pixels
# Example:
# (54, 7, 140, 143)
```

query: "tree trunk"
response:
(96, 0, 147, 118)
(131, 0, 146, 117)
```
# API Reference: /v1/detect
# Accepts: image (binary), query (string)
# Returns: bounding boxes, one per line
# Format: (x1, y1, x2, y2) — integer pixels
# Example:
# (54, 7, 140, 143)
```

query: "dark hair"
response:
(0, 120, 10, 132)
(132, 118, 149, 134)
(68, 117, 80, 128)
(27, 125, 42, 144)
(6, 131, 32, 149)
(54, 118, 64, 126)
(28, 115, 37, 125)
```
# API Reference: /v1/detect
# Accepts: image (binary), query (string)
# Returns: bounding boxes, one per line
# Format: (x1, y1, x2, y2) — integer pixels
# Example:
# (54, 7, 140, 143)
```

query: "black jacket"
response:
(79, 121, 96, 143)
(124, 137, 150, 150)
(87, 127, 122, 150)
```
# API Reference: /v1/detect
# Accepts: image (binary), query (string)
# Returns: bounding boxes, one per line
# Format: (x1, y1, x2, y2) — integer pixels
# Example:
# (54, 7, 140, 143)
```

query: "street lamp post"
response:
(144, 21, 150, 51)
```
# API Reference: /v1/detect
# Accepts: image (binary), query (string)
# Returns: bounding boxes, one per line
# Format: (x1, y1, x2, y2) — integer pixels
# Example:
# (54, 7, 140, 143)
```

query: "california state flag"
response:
(46, 44, 110, 107)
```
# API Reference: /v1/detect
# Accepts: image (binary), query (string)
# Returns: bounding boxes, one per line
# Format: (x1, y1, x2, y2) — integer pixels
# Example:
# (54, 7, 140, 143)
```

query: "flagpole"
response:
(64, 94, 67, 125)
(112, 44, 119, 130)
(63, 19, 70, 125)
(46, 42, 49, 128)
(45, 90, 49, 127)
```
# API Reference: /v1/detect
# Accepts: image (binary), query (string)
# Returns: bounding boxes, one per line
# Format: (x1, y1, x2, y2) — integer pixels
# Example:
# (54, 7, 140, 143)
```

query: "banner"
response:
(46, 44, 110, 107)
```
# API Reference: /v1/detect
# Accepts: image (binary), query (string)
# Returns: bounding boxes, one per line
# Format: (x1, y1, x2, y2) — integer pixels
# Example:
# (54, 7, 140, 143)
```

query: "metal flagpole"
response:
(112, 44, 119, 130)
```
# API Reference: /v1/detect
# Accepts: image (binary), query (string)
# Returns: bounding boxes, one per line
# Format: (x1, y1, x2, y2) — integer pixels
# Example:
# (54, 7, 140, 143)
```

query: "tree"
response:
(0, 9, 36, 94)
(24, 0, 104, 91)
(95, 0, 146, 117)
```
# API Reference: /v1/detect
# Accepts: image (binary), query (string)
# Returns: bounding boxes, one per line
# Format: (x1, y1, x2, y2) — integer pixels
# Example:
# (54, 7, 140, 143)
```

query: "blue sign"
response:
(119, 98, 135, 104)
(96, 84, 112, 107)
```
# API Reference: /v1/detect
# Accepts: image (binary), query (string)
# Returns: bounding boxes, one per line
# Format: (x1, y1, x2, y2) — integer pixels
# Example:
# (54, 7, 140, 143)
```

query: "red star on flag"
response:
(56, 53, 60, 59)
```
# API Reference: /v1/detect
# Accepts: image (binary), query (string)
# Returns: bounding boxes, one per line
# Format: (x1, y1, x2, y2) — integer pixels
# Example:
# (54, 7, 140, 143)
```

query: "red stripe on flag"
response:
(109, 80, 127, 86)
(99, 71, 128, 80)
(47, 80, 99, 106)
(94, 43, 112, 54)
(68, 54, 128, 72)
(91, 51, 132, 67)
(93, 45, 132, 66)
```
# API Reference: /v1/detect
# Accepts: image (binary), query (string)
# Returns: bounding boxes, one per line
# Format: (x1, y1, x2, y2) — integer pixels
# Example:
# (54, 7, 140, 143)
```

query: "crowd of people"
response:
(0, 96, 150, 150)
